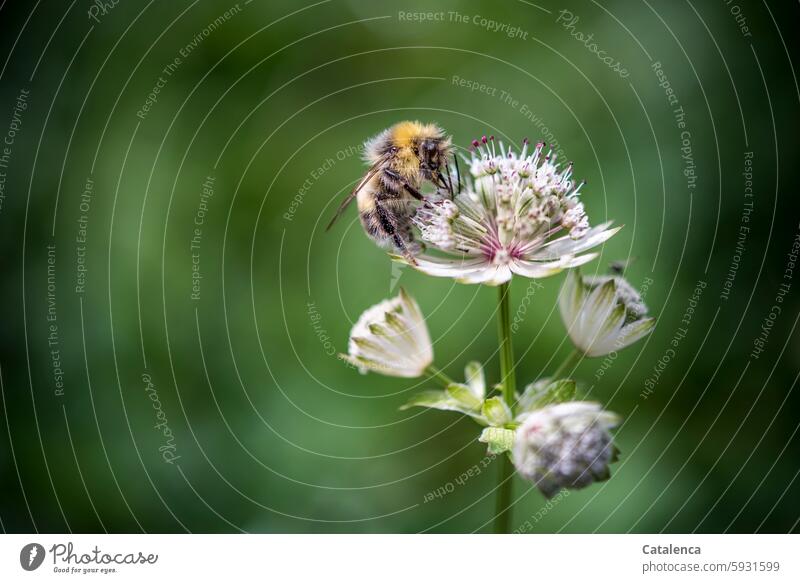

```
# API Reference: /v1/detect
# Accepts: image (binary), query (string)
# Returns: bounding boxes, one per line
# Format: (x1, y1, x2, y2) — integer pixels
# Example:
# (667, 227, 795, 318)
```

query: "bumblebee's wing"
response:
(326, 158, 385, 231)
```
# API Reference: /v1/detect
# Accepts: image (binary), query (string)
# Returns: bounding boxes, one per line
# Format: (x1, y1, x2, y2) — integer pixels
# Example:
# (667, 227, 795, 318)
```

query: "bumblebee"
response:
(326, 121, 456, 264)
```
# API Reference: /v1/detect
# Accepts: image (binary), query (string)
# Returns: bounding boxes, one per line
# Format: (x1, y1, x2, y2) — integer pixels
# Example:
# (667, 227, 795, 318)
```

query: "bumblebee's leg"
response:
(433, 172, 451, 195)
(390, 202, 421, 255)
(374, 199, 418, 265)
(384, 169, 424, 201)
(405, 183, 424, 200)
(429, 172, 445, 191)
(392, 199, 423, 254)
(402, 220, 423, 254)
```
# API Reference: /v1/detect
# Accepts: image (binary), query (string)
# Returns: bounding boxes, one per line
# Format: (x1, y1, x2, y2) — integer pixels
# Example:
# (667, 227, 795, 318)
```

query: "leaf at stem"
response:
(446, 383, 483, 411)
(479, 427, 516, 454)
(518, 379, 577, 413)
(399, 390, 487, 423)
(482, 396, 512, 426)
(464, 361, 485, 399)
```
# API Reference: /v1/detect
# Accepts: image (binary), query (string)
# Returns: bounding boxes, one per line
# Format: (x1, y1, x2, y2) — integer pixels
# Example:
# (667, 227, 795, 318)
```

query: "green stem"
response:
(496, 283, 516, 407)
(552, 348, 581, 380)
(425, 365, 455, 388)
(493, 282, 516, 534)
(495, 453, 514, 534)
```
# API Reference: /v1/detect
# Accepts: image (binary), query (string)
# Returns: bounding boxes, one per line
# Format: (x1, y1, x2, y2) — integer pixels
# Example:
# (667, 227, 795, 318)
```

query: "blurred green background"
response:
(0, 0, 798, 533)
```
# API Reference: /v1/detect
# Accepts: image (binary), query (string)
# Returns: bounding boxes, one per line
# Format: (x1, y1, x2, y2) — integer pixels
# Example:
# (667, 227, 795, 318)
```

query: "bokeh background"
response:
(0, 0, 798, 533)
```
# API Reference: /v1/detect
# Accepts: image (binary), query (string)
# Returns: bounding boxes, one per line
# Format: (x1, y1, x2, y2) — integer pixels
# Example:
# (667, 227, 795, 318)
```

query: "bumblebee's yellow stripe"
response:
(391, 121, 442, 147)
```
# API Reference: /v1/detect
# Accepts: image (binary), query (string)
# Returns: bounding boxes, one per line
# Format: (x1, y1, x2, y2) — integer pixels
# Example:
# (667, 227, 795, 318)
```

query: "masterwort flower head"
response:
(513, 402, 620, 498)
(341, 289, 433, 378)
(406, 137, 620, 285)
(559, 270, 655, 357)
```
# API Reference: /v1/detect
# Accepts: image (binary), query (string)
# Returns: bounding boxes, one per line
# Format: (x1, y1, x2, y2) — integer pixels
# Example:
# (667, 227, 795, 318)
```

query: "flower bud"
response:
(341, 289, 433, 378)
(513, 402, 620, 498)
(559, 270, 655, 357)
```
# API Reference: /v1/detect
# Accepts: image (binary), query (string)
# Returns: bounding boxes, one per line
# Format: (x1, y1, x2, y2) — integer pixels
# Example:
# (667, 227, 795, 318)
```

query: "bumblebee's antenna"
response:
(443, 159, 454, 196)
(453, 154, 462, 195)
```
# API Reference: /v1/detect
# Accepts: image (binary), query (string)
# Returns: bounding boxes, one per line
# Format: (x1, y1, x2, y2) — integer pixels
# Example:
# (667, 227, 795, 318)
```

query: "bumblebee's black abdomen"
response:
(360, 197, 414, 238)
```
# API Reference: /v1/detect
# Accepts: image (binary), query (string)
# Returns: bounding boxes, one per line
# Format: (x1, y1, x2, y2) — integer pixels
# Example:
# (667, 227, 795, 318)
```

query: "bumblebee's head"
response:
(417, 138, 447, 180)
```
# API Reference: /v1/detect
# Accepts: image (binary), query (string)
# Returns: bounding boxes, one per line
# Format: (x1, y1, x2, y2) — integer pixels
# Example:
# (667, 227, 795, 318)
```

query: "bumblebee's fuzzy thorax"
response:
(390, 121, 445, 147)
(392, 148, 423, 183)
(363, 120, 447, 163)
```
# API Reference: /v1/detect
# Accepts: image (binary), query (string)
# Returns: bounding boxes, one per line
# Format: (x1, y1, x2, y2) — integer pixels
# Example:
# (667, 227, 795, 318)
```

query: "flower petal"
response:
(456, 264, 513, 286)
(397, 253, 490, 278)
(574, 281, 617, 349)
(531, 223, 620, 261)
(344, 291, 433, 377)
(580, 279, 618, 329)
(512, 253, 598, 280)
(559, 270, 586, 326)
(614, 317, 656, 351)
(510, 259, 567, 279)
(464, 361, 486, 399)
(584, 303, 627, 357)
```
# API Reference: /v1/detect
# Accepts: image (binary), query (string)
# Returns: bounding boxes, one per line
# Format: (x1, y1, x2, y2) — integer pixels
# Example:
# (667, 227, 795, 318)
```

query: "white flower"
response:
(341, 289, 433, 378)
(513, 402, 620, 498)
(404, 137, 620, 285)
(559, 270, 655, 357)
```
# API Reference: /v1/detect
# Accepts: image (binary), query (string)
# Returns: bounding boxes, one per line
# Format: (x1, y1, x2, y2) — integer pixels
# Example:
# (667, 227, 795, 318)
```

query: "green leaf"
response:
(517, 379, 548, 411)
(399, 390, 454, 411)
(481, 396, 512, 426)
(545, 379, 577, 402)
(478, 427, 516, 454)
(518, 379, 577, 413)
(400, 390, 487, 424)
(464, 361, 485, 399)
(446, 383, 482, 411)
